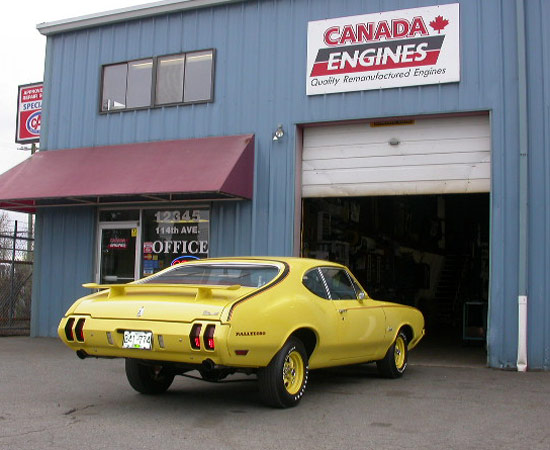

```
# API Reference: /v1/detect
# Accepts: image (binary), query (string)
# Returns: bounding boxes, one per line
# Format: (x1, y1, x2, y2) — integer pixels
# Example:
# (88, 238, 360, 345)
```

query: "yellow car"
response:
(59, 257, 424, 408)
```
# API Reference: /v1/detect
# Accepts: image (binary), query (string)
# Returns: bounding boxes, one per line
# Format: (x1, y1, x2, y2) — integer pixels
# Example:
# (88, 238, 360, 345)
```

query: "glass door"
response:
(98, 223, 140, 284)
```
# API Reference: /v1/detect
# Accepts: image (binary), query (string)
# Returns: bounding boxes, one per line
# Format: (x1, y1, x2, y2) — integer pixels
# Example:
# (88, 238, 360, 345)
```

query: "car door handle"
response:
(338, 309, 347, 314)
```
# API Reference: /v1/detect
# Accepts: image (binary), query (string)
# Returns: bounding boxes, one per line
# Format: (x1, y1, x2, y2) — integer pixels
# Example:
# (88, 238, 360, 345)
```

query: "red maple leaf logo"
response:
(430, 15, 449, 34)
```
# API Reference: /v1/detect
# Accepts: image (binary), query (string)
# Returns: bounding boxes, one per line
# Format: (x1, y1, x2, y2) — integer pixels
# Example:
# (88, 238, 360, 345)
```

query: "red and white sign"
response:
(108, 238, 129, 249)
(16, 82, 43, 144)
(306, 4, 460, 95)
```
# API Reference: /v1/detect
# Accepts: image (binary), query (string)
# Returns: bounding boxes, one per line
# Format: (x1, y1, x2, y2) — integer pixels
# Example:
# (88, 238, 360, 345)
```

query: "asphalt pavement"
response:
(0, 337, 548, 450)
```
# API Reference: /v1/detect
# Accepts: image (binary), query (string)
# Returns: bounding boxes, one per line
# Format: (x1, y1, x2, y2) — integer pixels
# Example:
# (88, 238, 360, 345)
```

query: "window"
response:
(303, 268, 330, 299)
(156, 55, 185, 105)
(349, 276, 365, 299)
(101, 50, 215, 112)
(126, 60, 153, 108)
(101, 64, 127, 111)
(99, 210, 140, 222)
(141, 207, 210, 276)
(143, 264, 280, 287)
(97, 206, 211, 281)
(101, 59, 153, 111)
(183, 51, 214, 103)
(321, 268, 357, 300)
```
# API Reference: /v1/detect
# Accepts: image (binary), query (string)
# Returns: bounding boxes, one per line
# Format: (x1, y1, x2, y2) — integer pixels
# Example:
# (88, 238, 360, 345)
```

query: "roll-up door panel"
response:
(302, 115, 490, 197)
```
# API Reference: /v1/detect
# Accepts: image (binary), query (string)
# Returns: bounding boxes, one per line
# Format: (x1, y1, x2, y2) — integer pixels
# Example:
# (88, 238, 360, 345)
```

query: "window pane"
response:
(99, 210, 140, 222)
(156, 55, 185, 105)
(100, 228, 136, 284)
(126, 59, 153, 108)
(321, 268, 357, 300)
(303, 269, 330, 299)
(101, 64, 127, 111)
(145, 264, 280, 287)
(350, 277, 364, 298)
(184, 50, 213, 102)
(141, 207, 210, 276)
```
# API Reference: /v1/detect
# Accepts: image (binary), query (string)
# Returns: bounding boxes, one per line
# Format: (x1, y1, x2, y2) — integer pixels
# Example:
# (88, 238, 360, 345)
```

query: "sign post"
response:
(15, 82, 43, 144)
(14, 82, 42, 248)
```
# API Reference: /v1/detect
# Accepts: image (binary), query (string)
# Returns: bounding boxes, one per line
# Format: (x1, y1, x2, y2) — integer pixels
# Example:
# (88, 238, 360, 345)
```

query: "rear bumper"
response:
(59, 315, 241, 367)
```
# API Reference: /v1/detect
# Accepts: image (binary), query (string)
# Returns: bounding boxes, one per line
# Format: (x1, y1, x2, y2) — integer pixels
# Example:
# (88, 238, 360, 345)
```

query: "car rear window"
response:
(142, 263, 280, 288)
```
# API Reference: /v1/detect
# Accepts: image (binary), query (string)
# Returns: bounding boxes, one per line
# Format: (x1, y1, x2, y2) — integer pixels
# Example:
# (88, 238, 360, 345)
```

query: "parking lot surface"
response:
(0, 337, 549, 450)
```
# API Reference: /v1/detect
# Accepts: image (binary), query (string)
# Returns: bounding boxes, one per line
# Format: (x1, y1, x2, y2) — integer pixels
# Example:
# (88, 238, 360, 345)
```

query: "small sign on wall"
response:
(306, 4, 460, 95)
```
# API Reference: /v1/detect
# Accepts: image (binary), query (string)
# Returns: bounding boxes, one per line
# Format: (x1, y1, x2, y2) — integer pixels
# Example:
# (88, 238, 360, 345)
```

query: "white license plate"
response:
(122, 330, 153, 350)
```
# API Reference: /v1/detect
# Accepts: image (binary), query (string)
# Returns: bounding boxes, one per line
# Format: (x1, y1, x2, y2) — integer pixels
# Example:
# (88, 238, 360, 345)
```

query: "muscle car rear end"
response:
(59, 257, 424, 407)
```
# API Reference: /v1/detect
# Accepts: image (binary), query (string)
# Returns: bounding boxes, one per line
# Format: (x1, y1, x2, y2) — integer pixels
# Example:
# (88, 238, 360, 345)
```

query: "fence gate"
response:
(0, 219, 34, 336)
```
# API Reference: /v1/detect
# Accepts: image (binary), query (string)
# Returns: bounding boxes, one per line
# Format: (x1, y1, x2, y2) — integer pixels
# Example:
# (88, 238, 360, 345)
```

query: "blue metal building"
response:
(0, 0, 548, 370)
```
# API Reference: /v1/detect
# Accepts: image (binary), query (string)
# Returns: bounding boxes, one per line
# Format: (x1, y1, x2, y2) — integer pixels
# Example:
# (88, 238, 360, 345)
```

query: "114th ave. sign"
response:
(16, 82, 43, 144)
(306, 4, 460, 95)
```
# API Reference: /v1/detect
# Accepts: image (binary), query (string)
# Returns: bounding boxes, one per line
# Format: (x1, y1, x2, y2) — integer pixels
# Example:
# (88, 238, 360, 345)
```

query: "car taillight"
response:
(75, 318, 86, 342)
(64, 318, 75, 341)
(204, 325, 215, 351)
(190, 324, 202, 349)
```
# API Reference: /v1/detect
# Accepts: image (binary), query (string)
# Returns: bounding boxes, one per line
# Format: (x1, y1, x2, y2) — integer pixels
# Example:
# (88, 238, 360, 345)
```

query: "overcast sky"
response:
(0, 0, 150, 175)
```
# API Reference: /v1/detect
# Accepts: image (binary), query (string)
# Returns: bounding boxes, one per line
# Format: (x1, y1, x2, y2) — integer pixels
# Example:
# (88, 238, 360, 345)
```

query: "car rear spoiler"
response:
(82, 283, 241, 301)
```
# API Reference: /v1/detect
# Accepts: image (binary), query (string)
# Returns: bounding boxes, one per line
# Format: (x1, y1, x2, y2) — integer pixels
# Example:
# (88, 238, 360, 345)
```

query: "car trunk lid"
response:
(74, 283, 255, 322)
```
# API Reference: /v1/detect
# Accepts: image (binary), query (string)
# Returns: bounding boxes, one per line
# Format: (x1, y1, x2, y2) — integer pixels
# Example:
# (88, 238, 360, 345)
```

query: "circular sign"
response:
(26, 111, 41, 135)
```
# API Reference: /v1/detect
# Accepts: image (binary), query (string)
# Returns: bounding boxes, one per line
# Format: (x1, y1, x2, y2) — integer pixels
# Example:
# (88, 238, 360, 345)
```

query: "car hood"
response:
(73, 283, 256, 322)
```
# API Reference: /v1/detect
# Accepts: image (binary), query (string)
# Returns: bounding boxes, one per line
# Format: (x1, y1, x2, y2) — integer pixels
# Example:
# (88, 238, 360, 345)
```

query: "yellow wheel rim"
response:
(394, 336, 406, 369)
(283, 350, 304, 395)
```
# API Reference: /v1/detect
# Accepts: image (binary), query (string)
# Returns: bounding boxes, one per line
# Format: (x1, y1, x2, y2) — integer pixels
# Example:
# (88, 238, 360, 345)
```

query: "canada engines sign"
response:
(306, 4, 459, 95)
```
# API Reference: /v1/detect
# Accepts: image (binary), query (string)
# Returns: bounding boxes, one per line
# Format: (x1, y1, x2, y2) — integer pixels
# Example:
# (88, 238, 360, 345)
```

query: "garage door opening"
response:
(301, 194, 489, 363)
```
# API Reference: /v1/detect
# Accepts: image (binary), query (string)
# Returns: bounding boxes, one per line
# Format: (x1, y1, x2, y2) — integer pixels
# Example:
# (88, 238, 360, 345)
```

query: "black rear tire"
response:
(258, 337, 309, 408)
(125, 359, 175, 394)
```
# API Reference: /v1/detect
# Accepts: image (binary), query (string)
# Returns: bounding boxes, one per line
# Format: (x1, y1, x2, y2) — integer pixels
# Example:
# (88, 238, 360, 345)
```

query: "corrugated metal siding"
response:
(482, 0, 521, 369)
(525, 0, 550, 369)
(39, 0, 515, 255)
(30, 207, 96, 337)
(33, 0, 549, 368)
(210, 201, 253, 256)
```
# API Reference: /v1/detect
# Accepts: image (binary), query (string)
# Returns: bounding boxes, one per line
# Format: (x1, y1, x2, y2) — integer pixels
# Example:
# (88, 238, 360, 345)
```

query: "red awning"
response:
(0, 135, 254, 212)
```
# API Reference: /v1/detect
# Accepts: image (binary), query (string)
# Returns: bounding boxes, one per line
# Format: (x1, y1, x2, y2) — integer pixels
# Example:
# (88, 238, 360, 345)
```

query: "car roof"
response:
(165, 256, 344, 270)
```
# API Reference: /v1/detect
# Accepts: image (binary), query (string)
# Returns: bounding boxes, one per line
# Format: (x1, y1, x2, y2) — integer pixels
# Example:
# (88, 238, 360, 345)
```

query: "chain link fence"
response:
(0, 218, 34, 336)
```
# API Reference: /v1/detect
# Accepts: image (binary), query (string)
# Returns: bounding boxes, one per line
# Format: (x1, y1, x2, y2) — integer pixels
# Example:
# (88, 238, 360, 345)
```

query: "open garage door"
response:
(301, 115, 490, 365)
(302, 114, 490, 198)
(301, 194, 490, 365)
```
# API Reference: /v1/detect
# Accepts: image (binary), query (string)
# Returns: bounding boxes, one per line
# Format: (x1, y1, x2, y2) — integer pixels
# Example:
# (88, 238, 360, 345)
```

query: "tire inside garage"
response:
(301, 193, 489, 363)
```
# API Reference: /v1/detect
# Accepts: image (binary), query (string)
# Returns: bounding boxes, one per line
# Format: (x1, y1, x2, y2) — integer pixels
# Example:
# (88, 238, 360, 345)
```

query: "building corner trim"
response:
(516, 0, 529, 372)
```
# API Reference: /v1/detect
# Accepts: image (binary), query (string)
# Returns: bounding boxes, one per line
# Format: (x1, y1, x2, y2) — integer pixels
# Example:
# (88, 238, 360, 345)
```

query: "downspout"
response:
(516, 0, 528, 372)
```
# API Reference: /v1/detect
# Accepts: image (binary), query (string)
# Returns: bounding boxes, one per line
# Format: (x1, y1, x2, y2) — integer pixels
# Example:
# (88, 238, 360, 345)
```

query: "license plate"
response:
(122, 330, 153, 350)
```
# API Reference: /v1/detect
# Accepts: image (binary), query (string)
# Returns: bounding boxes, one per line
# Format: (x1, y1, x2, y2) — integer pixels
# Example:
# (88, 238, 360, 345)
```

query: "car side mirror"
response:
(358, 292, 366, 301)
